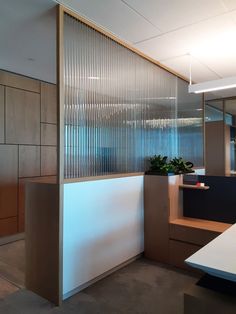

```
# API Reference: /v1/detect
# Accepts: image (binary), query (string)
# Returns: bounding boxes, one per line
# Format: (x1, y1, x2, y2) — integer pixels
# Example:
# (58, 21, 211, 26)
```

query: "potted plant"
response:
(169, 157, 194, 174)
(146, 155, 174, 175)
(145, 154, 194, 175)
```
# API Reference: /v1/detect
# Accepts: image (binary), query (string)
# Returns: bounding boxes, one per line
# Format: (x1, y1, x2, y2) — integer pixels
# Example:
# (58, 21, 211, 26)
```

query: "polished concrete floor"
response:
(0, 241, 199, 314)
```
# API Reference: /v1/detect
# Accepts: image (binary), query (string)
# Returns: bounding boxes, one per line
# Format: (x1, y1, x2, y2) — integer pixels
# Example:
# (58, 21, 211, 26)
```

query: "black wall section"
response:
(183, 175, 236, 224)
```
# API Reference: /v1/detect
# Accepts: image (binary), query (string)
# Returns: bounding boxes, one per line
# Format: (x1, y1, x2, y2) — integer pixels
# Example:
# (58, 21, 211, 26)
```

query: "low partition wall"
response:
(62, 174, 144, 299)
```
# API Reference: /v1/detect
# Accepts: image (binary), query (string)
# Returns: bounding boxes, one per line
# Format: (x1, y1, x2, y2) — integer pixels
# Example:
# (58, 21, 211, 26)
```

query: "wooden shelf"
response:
(170, 217, 231, 233)
(179, 184, 209, 190)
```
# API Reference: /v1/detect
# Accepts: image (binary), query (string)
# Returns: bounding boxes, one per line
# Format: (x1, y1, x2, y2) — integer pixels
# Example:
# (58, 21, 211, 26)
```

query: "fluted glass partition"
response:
(177, 79, 203, 166)
(63, 13, 202, 178)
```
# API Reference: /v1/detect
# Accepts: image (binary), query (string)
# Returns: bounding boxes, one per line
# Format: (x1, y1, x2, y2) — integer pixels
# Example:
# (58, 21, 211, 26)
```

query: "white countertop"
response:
(185, 223, 236, 282)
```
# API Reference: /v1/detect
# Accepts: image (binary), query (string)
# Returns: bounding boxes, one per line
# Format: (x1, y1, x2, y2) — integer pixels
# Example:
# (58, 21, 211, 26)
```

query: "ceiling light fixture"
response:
(189, 76, 236, 94)
(188, 54, 236, 94)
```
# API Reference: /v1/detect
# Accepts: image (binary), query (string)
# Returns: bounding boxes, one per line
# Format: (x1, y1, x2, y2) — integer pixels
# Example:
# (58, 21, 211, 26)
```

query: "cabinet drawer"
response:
(169, 223, 220, 246)
(169, 239, 202, 271)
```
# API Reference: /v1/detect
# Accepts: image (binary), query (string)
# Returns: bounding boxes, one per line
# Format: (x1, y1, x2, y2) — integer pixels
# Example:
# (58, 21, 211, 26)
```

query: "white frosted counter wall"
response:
(63, 175, 144, 298)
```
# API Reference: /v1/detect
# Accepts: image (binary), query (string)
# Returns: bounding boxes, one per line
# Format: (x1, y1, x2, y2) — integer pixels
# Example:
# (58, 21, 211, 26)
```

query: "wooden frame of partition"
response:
(57, 5, 190, 302)
(57, 1, 195, 182)
(57, 4, 64, 305)
(57, 2, 198, 188)
(20, 1, 208, 306)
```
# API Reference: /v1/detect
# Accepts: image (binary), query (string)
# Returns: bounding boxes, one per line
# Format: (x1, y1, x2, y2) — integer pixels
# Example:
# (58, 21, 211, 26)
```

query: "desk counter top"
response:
(185, 223, 236, 281)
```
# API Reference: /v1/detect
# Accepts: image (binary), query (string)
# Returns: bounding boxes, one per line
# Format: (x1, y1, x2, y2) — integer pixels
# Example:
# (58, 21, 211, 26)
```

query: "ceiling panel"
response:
(229, 10, 236, 24)
(161, 55, 219, 82)
(196, 57, 236, 78)
(223, 0, 236, 10)
(124, 0, 227, 35)
(189, 16, 236, 78)
(58, 0, 161, 43)
(135, 13, 236, 62)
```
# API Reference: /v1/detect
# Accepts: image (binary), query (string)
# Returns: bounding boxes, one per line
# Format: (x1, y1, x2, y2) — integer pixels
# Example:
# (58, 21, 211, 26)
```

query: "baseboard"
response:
(0, 233, 25, 246)
(63, 253, 143, 300)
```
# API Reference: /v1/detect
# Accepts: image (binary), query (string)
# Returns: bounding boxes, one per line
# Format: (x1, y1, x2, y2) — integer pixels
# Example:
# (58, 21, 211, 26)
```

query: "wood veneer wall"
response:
(0, 69, 57, 237)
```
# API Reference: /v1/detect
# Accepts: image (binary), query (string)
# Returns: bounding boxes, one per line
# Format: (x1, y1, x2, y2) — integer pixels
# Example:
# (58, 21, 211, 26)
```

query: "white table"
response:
(185, 223, 236, 282)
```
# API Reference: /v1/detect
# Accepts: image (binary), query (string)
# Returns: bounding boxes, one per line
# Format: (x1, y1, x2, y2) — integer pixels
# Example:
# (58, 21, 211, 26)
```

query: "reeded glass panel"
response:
(63, 14, 200, 178)
(205, 100, 224, 122)
(177, 79, 203, 167)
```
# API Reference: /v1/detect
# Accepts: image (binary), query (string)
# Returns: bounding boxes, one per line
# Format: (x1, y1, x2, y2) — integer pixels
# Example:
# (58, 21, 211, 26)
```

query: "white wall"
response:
(63, 175, 144, 297)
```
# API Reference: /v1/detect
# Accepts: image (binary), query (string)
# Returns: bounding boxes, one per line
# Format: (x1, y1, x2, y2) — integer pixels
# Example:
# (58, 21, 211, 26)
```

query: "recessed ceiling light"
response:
(27, 57, 35, 62)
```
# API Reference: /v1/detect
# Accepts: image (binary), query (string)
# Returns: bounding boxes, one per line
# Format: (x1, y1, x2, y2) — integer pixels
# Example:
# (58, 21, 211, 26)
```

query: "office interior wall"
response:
(63, 175, 144, 297)
(0, 70, 57, 237)
(0, 1, 57, 84)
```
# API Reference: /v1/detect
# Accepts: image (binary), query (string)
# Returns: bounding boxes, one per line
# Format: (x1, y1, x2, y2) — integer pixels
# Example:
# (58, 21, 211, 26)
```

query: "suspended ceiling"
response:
(1, 0, 236, 99)
(57, 0, 236, 98)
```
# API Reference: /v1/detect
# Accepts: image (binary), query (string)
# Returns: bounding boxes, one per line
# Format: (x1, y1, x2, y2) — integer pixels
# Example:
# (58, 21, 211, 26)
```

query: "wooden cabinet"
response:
(144, 174, 182, 263)
(144, 174, 231, 270)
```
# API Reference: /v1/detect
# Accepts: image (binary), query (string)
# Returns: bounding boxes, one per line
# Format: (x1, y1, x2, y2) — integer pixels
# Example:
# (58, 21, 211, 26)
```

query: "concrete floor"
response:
(0, 242, 199, 314)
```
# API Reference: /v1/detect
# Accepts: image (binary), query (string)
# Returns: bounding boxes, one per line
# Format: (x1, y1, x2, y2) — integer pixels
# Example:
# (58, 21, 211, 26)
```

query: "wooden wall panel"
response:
(19, 146, 40, 178)
(41, 82, 57, 124)
(41, 123, 57, 146)
(0, 85, 4, 143)
(0, 217, 18, 237)
(18, 179, 27, 233)
(41, 146, 57, 176)
(6, 87, 40, 144)
(0, 145, 18, 219)
(0, 70, 57, 238)
(0, 70, 40, 93)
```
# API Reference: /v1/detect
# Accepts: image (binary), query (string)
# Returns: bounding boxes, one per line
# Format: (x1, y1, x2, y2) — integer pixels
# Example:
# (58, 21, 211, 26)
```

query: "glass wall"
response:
(177, 79, 203, 167)
(63, 13, 203, 178)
